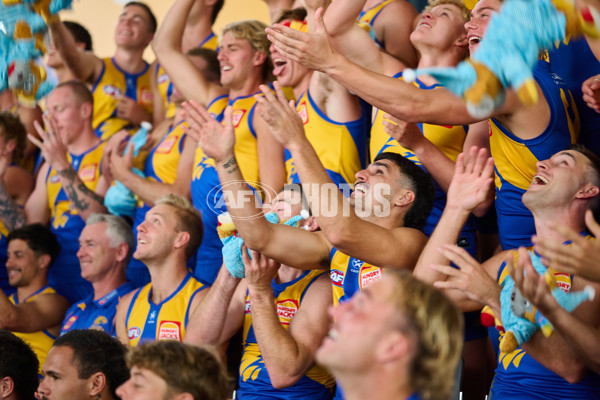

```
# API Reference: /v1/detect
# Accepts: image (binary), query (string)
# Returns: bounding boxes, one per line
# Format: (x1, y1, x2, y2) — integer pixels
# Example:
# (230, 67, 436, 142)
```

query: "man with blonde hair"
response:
(316, 271, 463, 400)
(115, 194, 208, 346)
(116, 341, 230, 400)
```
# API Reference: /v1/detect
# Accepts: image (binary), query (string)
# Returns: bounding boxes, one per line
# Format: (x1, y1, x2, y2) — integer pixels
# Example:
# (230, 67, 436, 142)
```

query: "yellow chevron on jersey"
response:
(286, 89, 366, 186)
(156, 32, 219, 119)
(125, 273, 206, 347)
(92, 58, 154, 141)
(329, 249, 382, 306)
(370, 74, 466, 163)
(240, 270, 335, 391)
(9, 286, 58, 374)
(46, 142, 105, 230)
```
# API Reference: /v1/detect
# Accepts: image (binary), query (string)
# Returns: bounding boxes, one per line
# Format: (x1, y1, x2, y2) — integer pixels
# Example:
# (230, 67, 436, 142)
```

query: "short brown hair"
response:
(127, 341, 231, 400)
(54, 81, 94, 108)
(0, 112, 26, 164)
(155, 194, 203, 260)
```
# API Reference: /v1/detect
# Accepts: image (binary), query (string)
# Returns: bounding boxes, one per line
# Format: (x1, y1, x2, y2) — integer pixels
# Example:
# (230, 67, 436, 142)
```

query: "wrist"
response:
(216, 155, 237, 170)
(442, 204, 471, 219)
(248, 283, 272, 298)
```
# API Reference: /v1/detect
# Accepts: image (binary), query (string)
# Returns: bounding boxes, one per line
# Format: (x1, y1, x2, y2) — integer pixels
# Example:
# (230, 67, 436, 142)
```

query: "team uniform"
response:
(329, 249, 382, 306)
(156, 32, 219, 119)
(237, 270, 335, 400)
(92, 57, 154, 141)
(357, 0, 396, 49)
(125, 273, 206, 346)
(549, 36, 600, 157)
(46, 141, 105, 303)
(9, 286, 58, 374)
(191, 93, 265, 285)
(60, 282, 135, 336)
(490, 243, 600, 399)
(0, 221, 10, 296)
(491, 60, 579, 250)
(127, 120, 188, 287)
(285, 89, 368, 189)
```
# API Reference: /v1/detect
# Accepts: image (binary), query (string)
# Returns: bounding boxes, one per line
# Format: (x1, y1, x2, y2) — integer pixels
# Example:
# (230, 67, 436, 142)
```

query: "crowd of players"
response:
(2, 0, 600, 399)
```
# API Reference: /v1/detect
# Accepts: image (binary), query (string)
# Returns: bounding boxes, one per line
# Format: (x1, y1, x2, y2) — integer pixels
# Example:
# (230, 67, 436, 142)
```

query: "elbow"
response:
(269, 372, 303, 389)
(563, 365, 587, 384)
(323, 221, 355, 250)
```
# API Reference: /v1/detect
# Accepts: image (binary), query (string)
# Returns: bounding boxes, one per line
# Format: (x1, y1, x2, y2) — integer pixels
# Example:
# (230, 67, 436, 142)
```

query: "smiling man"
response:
(0, 224, 67, 375)
(115, 194, 208, 346)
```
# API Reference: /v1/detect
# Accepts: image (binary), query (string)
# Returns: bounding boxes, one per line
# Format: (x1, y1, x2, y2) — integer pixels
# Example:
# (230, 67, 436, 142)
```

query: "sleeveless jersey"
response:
(92, 57, 154, 141)
(329, 248, 383, 306)
(549, 36, 600, 157)
(156, 32, 219, 119)
(127, 120, 188, 287)
(46, 141, 104, 303)
(10, 286, 58, 374)
(357, 0, 396, 49)
(285, 89, 368, 189)
(491, 60, 579, 250)
(491, 244, 600, 399)
(125, 273, 207, 346)
(60, 282, 135, 336)
(237, 270, 335, 399)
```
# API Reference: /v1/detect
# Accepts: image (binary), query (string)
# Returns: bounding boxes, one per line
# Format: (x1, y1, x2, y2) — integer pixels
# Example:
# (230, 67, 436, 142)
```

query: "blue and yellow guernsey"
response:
(329, 249, 382, 306)
(357, 0, 397, 49)
(237, 270, 335, 400)
(285, 88, 368, 188)
(92, 58, 154, 141)
(490, 243, 600, 399)
(10, 286, 58, 374)
(491, 60, 579, 250)
(46, 142, 104, 303)
(125, 273, 207, 347)
(156, 32, 219, 119)
(0, 221, 9, 295)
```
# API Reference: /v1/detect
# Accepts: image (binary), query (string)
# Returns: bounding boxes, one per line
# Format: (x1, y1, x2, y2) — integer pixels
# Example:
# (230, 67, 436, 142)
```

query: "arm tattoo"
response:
(57, 167, 104, 213)
(222, 158, 239, 174)
(0, 182, 26, 231)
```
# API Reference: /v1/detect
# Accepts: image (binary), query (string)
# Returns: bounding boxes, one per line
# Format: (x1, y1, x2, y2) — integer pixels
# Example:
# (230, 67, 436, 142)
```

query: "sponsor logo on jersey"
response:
(245, 299, 251, 314)
(330, 269, 345, 287)
(232, 109, 246, 128)
(91, 316, 108, 330)
(276, 299, 299, 325)
(554, 272, 571, 292)
(360, 266, 382, 289)
(158, 321, 182, 341)
(140, 88, 153, 104)
(50, 174, 60, 184)
(128, 326, 141, 340)
(62, 315, 78, 331)
(350, 258, 363, 273)
(156, 136, 178, 154)
(157, 73, 170, 84)
(103, 85, 123, 98)
(78, 164, 98, 182)
(297, 101, 308, 124)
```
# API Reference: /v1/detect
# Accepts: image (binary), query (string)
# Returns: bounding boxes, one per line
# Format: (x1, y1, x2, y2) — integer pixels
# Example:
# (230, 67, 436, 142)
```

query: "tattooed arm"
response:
(54, 166, 108, 220)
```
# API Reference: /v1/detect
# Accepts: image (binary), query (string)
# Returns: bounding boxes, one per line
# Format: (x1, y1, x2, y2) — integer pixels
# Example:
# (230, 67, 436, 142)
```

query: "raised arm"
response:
(152, 0, 220, 106)
(0, 290, 69, 333)
(48, 18, 101, 84)
(253, 112, 286, 203)
(185, 264, 246, 347)
(256, 82, 426, 269)
(414, 147, 494, 282)
(243, 248, 331, 388)
(182, 101, 331, 270)
(29, 119, 108, 220)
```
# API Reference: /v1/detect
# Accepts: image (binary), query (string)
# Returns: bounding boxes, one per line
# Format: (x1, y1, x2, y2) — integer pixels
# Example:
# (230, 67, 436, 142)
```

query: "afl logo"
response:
(103, 85, 123, 98)
(330, 269, 344, 287)
(245, 300, 251, 314)
(128, 327, 141, 340)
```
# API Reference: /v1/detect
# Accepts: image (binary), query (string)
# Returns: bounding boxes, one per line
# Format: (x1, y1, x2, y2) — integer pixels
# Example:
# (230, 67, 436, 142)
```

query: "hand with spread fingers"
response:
(109, 142, 135, 182)
(266, 7, 336, 72)
(533, 210, 600, 283)
(242, 244, 281, 294)
(29, 115, 70, 172)
(431, 244, 501, 309)
(508, 247, 559, 317)
(182, 100, 235, 164)
(255, 82, 306, 149)
(446, 146, 495, 214)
